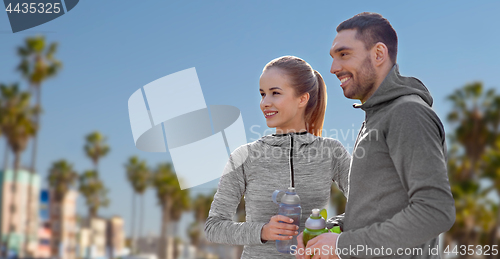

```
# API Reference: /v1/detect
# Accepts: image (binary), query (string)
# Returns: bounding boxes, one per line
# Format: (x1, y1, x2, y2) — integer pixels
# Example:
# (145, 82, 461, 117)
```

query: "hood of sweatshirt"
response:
(260, 131, 317, 147)
(354, 64, 433, 112)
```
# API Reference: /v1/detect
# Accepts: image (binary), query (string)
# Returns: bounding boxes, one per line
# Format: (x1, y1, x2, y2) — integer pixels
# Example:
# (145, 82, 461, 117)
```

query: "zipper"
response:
(289, 134, 295, 188)
(353, 121, 366, 151)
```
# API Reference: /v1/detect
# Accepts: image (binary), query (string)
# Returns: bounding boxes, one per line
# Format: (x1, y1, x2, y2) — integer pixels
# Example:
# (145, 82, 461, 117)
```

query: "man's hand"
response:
(307, 232, 340, 259)
(295, 232, 306, 259)
(261, 215, 299, 241)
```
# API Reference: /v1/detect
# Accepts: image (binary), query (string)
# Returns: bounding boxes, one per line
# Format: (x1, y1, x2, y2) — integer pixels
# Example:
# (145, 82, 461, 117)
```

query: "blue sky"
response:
(1, 1, 499, 237)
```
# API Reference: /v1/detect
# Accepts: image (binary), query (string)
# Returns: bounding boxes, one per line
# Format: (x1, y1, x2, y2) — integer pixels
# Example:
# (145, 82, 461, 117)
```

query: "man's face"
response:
(330, 29, 377, 101)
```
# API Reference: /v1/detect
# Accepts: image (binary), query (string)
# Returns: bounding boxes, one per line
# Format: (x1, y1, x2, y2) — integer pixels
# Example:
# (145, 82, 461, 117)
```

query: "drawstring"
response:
(289, 134, 295, 188)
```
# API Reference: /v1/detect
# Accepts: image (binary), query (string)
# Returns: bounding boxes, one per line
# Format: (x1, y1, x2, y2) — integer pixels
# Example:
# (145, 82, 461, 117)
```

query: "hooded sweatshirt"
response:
(205, 132, 351, 258)
(333, 65, 456, 259)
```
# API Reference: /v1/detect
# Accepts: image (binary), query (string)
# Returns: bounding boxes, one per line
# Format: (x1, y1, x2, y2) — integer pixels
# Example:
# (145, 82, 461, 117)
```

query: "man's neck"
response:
(360, 63, 394, 103)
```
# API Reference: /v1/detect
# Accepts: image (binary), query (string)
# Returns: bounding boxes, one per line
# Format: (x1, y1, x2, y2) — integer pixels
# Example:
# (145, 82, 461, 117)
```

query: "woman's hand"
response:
(261, 215, 299, 241)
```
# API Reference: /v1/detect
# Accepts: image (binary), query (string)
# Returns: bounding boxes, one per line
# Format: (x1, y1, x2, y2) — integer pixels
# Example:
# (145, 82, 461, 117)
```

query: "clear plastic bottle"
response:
(272, 187, 302, 254)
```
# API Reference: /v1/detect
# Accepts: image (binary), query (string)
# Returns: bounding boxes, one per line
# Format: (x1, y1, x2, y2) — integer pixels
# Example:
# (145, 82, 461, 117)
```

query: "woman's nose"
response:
(261, 96, 272, 108)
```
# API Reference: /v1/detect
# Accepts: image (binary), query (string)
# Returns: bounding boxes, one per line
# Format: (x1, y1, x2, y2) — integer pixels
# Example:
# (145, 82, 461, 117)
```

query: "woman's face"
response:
(259, 68, 307, 133)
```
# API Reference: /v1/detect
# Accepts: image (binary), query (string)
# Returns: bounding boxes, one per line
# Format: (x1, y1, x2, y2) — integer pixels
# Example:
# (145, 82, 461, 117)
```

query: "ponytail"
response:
(307, 71, 327, 137)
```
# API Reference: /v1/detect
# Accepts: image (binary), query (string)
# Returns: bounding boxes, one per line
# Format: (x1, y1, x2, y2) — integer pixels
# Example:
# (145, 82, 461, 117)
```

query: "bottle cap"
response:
(305, 208, 326, 230)
(281, 187, 301, 205)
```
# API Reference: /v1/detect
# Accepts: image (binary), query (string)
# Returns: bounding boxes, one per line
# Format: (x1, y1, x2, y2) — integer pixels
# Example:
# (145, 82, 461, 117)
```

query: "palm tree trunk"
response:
(30, 83, 40, 173)
(492, 191, 500, 259)
(24, 84, 41, 257)
(173, 222, 180, 259)
(0, 143, 8, 257)
(23, 172, 35, 257)
(3, 143, 8, 171)
(88, 209, 96, 259)
(53, 198, 63, 259)
(131, 192, 136, 254)
(159, 197, 172, 259)
(139, 193, 144, 242)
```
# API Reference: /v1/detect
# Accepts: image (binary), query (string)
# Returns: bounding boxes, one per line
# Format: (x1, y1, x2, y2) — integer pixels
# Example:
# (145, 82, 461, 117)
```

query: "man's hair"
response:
(337, 12, 398, 64)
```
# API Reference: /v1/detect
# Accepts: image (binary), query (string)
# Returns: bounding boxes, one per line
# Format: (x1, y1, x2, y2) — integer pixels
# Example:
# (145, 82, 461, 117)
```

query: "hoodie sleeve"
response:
(337, 101, 455, 258)
(331, 139, 351, 197)
(326, 139, 351, 230)
(204, 145, 267, 246)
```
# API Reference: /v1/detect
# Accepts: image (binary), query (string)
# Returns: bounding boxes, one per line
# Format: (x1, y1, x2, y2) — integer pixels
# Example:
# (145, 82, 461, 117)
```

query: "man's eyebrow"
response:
(333, 46, 352, 53)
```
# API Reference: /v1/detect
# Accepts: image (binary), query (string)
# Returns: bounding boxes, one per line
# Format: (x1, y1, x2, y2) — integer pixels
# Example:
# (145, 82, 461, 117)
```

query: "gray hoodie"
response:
(333, 65, 456, 258)
(205, 132, 351, 258)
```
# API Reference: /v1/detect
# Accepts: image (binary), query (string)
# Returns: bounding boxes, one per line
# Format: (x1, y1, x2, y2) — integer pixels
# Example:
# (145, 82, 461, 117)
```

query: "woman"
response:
(204, 56, 350, 258)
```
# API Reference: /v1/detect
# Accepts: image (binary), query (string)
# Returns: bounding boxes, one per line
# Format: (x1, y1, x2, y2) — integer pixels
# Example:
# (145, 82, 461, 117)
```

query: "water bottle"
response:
(302, 209, 329, 247)
(272, 187, 302, 254)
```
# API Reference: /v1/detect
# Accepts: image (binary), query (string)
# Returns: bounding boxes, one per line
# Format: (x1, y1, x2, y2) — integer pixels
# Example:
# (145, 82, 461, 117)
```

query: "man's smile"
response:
(337, 73, 353, 88)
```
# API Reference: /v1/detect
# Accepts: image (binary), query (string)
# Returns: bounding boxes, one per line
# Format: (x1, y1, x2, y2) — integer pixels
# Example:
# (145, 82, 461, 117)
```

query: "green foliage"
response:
(78, 170, 109, 218)
(125, 156, 150, 194)
(152, 163, 179, 204)
(330, 185, 346, 215)
(47, 159, 78, 202)
(170, 188, 190, 222)
(446, 81, 500, 247)
(0, 83, 38, 155)
(192, 191, 215, 223)
(17, 35, 62, 87)
(84, 131, 110, 169)
(447, 82, 499, 175)
(188, 222, 201, 246)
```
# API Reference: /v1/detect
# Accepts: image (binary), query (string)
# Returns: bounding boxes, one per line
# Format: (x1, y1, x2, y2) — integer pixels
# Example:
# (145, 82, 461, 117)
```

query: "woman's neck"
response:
(275, 122, 307, 135)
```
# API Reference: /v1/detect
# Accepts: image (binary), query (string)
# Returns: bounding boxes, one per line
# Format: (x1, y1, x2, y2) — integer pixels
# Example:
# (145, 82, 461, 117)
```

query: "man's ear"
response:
(299, 92, 310, 108)
(372, 42, 389, 67)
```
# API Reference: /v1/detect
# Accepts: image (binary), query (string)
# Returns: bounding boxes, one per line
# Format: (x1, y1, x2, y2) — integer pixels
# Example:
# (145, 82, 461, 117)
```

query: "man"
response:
(295, 13, 455, 259)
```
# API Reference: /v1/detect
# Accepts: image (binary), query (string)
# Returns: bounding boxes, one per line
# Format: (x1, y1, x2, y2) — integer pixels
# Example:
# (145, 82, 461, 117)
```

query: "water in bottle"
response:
(272, 187, 302, 254)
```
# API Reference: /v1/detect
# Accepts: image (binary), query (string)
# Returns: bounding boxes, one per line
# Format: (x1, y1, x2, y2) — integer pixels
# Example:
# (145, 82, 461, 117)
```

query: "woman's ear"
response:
(298, 92, 310, 108)
(372, 42, 389, 67)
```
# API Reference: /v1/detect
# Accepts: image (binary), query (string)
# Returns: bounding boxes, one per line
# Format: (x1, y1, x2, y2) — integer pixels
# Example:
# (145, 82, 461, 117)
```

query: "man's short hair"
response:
(337, 12, 398, 64)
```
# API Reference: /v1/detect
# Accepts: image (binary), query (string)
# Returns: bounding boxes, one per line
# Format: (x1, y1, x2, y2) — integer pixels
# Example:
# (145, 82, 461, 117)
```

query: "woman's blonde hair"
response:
(263, 56, 327, 137)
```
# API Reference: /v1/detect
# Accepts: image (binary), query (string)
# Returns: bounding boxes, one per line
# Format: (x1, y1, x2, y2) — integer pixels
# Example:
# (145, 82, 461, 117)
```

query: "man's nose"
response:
(330, 59, 341, 75)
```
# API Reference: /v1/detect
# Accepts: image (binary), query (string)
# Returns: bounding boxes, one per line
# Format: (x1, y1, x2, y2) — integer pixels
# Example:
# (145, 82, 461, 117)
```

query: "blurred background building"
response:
(50, 189, 78, 259)
(0, 169, 40, 257)
(107, 216, 126, 258)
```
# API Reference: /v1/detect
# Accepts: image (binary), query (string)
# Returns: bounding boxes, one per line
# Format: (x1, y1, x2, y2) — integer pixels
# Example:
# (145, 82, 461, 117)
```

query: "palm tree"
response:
(170, 189, 190, 233)
(84, 131, 110, 171)
(447, 82, 497, 180)
(446, 82, 500, 253)
(447, 149, 495, 247)
(189, 191, 215, 254)
(78, 170, 109, 219)
(124, 156, 150, 254)
(47, 159, 78, 258)
(0, 83, 38, 257)
(169, 188, 190, 259)
(192, 192, 215, 224)
(151, 163, 181, 259)
(16, 35, 62, 256)
(16, 35, 61, 173)
(483, 138, 500, 256)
